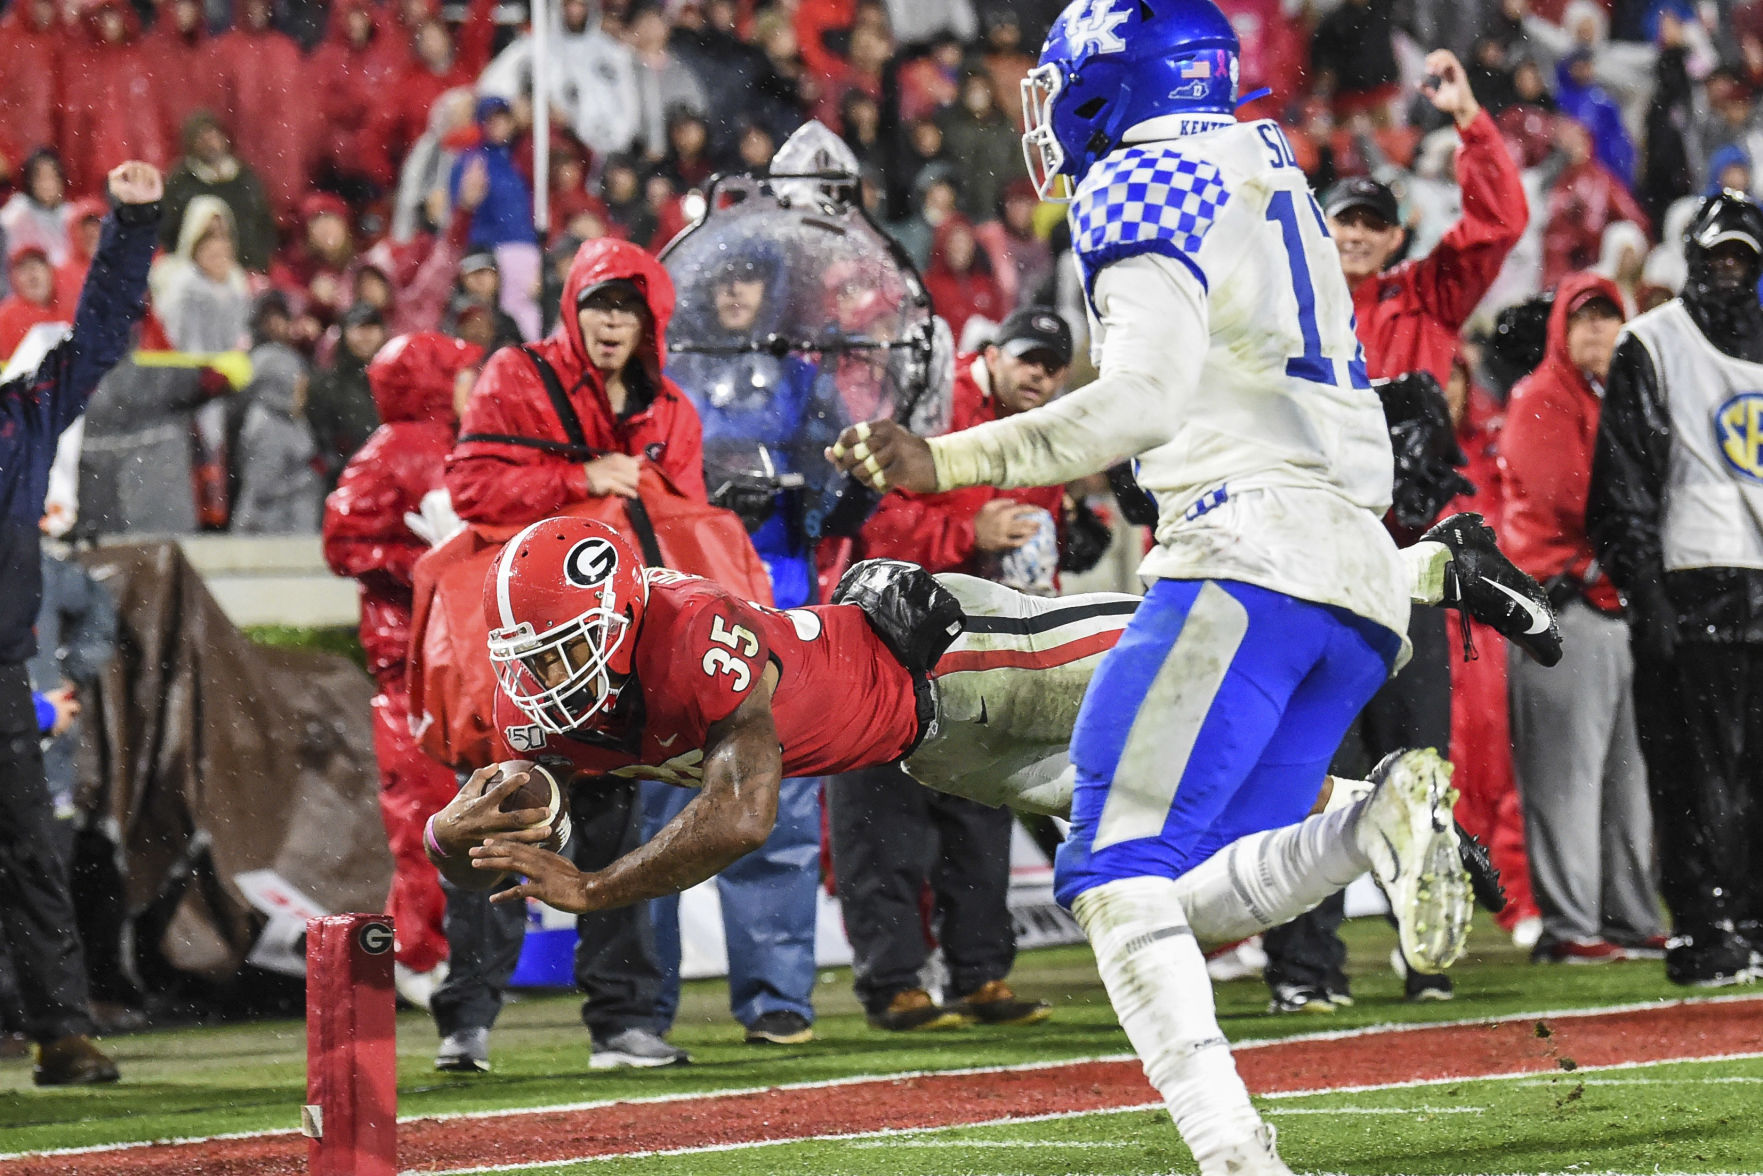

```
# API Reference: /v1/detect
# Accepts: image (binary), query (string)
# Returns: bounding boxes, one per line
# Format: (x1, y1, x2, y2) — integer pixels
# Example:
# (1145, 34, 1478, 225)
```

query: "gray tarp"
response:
(74, 543, 391, 991)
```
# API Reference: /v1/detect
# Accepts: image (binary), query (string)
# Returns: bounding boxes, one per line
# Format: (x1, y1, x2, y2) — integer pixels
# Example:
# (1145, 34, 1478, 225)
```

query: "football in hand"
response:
(492, 760, 571, 853)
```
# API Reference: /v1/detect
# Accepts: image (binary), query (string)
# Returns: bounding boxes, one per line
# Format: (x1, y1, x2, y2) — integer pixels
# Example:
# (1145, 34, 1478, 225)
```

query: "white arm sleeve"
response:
(929, 253, 1209, 491)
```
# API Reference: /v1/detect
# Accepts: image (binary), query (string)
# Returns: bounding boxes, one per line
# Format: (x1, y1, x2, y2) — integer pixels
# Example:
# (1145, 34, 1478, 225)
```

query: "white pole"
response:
(531, 0, 551, 238)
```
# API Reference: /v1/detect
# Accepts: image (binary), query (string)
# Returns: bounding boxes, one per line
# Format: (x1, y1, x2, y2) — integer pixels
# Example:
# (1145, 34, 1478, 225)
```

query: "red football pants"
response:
(1448, 621, 1539, 929)
(371, 673, 459, 972)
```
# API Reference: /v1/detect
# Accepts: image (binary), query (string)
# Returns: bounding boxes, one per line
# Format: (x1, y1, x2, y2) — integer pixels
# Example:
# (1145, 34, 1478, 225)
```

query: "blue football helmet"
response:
(1023, 0, 1243, 200)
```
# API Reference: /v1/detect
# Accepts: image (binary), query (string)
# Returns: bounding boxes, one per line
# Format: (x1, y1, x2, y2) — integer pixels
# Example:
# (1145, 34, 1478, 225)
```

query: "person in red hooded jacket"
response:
(209, 0, 317, 222)
(0, 0, 65, 160)
(322, 332, 484, 1003)
(311, 0, 406, 196)
(51, 197, 105, 311)
(439, 236, 703, 1072)
(58, 0, 171, 197)
(446, 237, 705, 524)
(1500, 272, 1665, 965)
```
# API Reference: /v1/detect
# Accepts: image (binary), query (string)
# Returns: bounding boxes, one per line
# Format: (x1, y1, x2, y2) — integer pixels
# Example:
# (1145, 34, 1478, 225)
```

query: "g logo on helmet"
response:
(1715, 392, 1763, 485)
(564, 537, 619, 588)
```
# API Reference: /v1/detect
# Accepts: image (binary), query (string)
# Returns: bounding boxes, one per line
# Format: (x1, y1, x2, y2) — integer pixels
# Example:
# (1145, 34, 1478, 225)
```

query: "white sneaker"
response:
(1356, 748, 1473, 973)
(1205, 935, 1269, 984)
(1203, 1123, 1294, 1176)
(590, 1027, 690, 1069)
(434, 1027, 490, 1073)
(1510, 916, 1543, 950)
(395, 961, 448, 1011)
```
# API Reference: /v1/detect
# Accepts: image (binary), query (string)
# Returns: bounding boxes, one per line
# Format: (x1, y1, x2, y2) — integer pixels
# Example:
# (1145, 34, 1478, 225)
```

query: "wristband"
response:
(424, 814, 450, 861)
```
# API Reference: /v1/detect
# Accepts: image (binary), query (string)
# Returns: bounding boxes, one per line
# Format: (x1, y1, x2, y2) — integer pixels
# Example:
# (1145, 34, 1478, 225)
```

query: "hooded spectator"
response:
(812, 18, 891, 133)
(311, 0, 404, 195)
(445, 237, 705, 523)
(321, 331, 485, 998)
(153, 196, 251, 354)
(0, 150, 70, 267)
(147, 0, 226, 151)
(1543, 118, 1651, 289)
(0, 0, 65, 159)
(233, 342, 321, 533)
(0, 247, 63, 361)
(209, 0, 319, 221)
(446, 97, 534, 252)
(392, 88, 478, 243)
(924, 216, 1005, 343)
(1501, 272, 1662, 965)
(890, 170, 957, 274)
(159, 111, 278, 272)
(58, 0, 171, 198)
(52, 198, 106, 311)
(1595, 220, 1650, 314)
(309, 302, 388, 487)
(372, 15, 489, 183)
(478, 0, 643, 158)
(1554, 51, 1636, 186)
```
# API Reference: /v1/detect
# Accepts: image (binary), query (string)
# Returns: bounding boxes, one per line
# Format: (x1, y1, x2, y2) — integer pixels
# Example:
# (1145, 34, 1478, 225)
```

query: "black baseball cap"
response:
(993, 307, 1073, 368)
(1322, 176, 1399, 227)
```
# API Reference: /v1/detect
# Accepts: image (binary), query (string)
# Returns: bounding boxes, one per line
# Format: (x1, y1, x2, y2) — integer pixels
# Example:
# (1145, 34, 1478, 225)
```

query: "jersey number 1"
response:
(1264, 189, 1336, 385)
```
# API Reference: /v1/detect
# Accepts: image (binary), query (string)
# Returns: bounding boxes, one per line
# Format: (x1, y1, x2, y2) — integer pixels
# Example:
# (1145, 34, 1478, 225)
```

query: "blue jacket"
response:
(0, 202, 157, 662)
(449, 143, 535, 250)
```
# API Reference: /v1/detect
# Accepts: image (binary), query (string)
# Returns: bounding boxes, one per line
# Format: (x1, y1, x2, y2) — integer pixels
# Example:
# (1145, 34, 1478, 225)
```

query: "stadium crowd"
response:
(3, 0, 1763, 1085)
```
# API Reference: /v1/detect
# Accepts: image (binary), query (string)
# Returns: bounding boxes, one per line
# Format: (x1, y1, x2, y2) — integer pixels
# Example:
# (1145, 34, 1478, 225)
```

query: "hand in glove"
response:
(404, 487, 465, 548)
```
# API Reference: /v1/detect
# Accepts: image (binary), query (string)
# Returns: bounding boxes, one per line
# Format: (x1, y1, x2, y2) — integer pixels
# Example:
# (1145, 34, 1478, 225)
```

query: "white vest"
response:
(1624, 300, 1763, 573)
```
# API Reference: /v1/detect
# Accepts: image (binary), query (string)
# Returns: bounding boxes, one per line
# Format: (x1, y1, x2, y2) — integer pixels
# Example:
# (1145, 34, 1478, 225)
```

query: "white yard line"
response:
(412, 1049, 1763, 1176)
(3, 992, 1757, 1165)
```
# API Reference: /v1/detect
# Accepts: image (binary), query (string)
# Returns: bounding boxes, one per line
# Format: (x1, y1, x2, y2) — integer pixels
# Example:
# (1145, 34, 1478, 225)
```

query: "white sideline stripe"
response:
(3, 993, 1758, 1164)
(848, 1140, 1140, 1148)
(412, 1051, 1763, 1176)
(1264, 1105, 1486, 1115)
(1261, 1050, 1763, 1101)
(1518, 1076, 1763, 1086)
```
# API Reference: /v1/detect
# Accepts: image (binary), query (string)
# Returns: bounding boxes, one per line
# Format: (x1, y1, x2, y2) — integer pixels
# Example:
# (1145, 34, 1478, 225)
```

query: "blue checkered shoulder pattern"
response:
(1069, 146, 1230, 295)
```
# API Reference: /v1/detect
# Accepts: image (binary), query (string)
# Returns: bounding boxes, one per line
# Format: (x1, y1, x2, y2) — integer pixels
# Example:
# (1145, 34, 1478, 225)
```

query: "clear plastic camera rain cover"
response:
(661, 122, 951, 539)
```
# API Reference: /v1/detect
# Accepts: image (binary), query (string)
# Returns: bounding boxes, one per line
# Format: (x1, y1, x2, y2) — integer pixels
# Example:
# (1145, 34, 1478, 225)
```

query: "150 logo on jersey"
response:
(702, 613, 759, 692)
(1715, 392, 1763, 484)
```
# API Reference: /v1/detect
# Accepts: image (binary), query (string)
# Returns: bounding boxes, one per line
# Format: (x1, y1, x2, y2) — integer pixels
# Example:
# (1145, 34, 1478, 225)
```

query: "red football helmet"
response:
(483, 517, 650, 734)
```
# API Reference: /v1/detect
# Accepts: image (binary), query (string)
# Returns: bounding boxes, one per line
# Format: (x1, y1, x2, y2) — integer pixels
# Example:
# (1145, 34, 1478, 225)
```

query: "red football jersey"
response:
(494, 570, 920, 786)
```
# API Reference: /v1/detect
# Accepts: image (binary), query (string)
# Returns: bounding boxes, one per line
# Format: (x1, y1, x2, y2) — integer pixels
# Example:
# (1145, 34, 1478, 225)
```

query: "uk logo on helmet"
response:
(564, 537, 620, 588)
(1069, 0, 1130, 55)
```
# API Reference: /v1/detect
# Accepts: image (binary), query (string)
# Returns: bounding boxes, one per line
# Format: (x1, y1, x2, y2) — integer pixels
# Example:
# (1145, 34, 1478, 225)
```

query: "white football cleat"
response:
(1204, 1123, 1294, 1176)
(1356, 748, 1473, 973)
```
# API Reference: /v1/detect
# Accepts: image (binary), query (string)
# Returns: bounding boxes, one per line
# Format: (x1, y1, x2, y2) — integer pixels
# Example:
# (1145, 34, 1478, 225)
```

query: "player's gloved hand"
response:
(826, 420, 938, 494)
(474, 840, 596, 913)
(1060, 495, 1113, 574)
(710, 474, 779, 534)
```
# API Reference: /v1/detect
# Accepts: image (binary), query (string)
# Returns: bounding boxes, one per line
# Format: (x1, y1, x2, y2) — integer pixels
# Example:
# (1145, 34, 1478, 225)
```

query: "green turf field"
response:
(3, 916, 1758, 1174)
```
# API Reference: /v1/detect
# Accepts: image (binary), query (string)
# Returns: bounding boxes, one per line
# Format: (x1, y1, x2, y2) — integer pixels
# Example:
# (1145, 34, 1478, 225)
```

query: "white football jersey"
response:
(931, 119, 1409, 641)
(1078, 119, 1406, 636)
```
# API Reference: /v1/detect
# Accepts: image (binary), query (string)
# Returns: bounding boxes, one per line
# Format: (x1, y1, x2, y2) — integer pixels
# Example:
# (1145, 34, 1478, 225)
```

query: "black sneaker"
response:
(1267, 983, 1337, 1013)
(1456, 820, 1508, 914)
(1665, 930, 1758, 987)
(744, 1010, 814, 1045)
(1423, 512, 1563, 667)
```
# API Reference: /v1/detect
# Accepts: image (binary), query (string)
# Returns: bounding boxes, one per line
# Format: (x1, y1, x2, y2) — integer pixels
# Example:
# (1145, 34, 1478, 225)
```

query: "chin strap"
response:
(1235, 87, 1272, 108)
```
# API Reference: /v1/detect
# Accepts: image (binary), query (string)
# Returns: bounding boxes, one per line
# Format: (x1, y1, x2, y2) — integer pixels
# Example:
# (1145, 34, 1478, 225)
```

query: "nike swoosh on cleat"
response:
(1379, 830, 1401, 881)
(1484, 578, 1552, 635)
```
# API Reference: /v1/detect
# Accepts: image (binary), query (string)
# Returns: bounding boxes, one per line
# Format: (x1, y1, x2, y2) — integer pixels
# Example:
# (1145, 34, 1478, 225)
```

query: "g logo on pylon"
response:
(358, 922, 394, 955)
